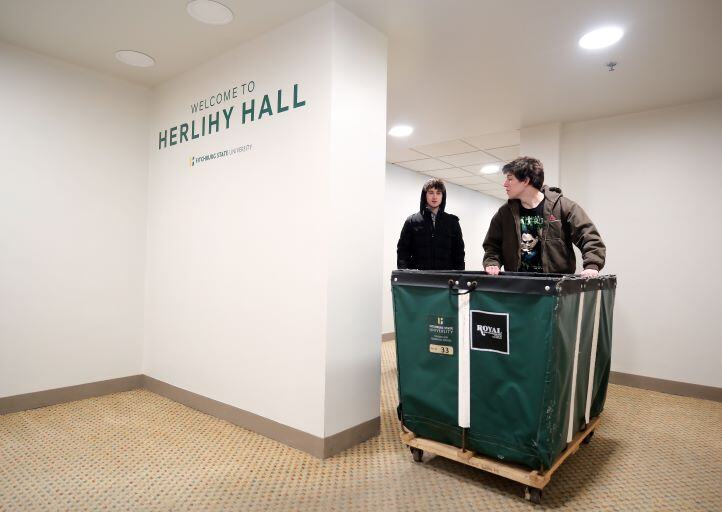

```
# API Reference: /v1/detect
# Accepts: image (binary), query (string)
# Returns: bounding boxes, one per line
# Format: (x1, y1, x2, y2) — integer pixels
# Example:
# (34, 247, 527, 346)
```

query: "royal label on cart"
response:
(471, 310, 510, 354)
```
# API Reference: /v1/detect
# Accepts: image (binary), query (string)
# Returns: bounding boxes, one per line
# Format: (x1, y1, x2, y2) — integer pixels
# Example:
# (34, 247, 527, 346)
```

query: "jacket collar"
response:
(508, 185, 563, 219)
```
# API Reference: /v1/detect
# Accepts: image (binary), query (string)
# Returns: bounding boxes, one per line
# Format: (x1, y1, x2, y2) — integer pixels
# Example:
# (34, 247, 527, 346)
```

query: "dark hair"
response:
(502, 157, 544, 190)
(423, 178, 446, 194)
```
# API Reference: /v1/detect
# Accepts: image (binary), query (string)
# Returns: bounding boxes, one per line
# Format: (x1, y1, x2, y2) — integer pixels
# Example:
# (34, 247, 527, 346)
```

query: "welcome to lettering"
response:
(190, 82, 254, 114)
(158, 83, 306, 150)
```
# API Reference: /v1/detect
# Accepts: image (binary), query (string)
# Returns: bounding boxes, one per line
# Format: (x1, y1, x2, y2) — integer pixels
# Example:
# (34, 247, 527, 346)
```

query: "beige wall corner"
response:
(323, 416, 380, 459)
(142, 376, 378, 459)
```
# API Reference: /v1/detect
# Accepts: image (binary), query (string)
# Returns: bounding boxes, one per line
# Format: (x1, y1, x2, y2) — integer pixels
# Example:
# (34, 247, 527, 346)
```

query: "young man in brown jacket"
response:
(483, 156, 605, 277)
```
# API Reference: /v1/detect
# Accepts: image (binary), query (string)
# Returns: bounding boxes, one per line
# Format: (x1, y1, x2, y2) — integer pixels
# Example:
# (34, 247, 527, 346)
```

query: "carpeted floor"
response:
(1, 341, 720, 511)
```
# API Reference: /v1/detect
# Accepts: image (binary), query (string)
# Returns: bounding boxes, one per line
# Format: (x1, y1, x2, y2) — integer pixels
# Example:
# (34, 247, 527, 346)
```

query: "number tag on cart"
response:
(429, 344, 454, 356)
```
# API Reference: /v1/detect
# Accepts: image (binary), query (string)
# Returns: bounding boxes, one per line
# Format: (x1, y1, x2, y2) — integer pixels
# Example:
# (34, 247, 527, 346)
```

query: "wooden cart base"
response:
(400, 416, 600, 504)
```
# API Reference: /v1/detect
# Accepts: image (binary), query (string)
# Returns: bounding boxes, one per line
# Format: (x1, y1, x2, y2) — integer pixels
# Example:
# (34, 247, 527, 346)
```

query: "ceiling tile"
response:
(485, 145, 520, 161)
(413, 139, 477, 157)
(438, 151, 498, 167)
(445, 175, 492, 186)
(461, 162, 505, 175)
(483, 172, 507, 184)
(396, 158, 454, 172)
(387, 148, 428, 163)
(423, 168, 474, 179)
(470, 182, 502, 191)
(463, 130, 520, 150)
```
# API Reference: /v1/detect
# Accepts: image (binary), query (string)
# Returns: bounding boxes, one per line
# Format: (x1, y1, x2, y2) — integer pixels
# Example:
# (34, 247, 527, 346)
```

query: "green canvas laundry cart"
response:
(392, 270, 616, 503)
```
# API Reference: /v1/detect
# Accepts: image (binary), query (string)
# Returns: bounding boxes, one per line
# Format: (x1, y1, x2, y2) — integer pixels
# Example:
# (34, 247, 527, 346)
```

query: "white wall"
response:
(520, 123, 561, 186)
(0, 43, 149, 396)
(144, 6, 328, 439)
(560, 98, 722, 388)
(144, 4, 386, 438)
(324, 6, 387, 436)
(382, 164, 504, 333)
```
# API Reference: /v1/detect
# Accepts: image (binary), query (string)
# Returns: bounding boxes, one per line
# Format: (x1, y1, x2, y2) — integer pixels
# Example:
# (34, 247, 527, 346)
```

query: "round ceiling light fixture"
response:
(480, 163, 501, 174)
(579, 26, 624, 49)
(114, 50, 155, 67)
(388, 125, 414, 137)
(187, 0, 234, 25)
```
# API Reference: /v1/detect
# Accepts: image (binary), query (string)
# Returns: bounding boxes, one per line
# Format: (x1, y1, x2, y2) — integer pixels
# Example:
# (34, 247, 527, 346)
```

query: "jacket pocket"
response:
(544, 220, 563, 239)
(544, 238, 574, 273)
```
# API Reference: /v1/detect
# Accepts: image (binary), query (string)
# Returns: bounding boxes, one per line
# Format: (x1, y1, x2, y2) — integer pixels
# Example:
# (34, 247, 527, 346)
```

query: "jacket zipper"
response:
(541, 193, 562, 272)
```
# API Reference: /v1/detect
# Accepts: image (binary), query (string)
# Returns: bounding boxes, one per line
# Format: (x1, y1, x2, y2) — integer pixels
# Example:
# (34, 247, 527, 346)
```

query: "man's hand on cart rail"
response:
(484, 266, 598, 277)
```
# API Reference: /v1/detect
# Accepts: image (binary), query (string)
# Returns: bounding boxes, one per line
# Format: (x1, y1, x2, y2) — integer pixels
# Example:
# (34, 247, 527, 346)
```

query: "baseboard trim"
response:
(610, 371, 721, 402)
(143, 376, 331, 457)
(2, 374, 380, 458)
(143, 376, 378, 459)
(0, 375, 143, 415)
(381, 332, 395, 342)
(323, 416, 380, 458)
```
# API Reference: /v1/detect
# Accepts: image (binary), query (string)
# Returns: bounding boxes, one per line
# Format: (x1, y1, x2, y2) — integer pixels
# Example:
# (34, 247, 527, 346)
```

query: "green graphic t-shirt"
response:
(519, 200, 544, 273)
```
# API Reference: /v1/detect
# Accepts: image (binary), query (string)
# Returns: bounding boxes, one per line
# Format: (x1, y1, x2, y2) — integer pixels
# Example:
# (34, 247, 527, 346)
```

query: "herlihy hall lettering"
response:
(158, 83, 306, 150)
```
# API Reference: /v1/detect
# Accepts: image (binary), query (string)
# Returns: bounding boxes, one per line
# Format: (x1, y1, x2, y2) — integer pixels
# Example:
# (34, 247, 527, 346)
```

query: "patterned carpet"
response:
(1, 341, 720, 511)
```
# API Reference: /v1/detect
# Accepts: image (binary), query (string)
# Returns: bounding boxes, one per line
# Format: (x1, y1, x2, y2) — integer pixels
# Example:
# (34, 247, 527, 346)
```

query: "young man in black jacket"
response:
(397, 178, 465, 270)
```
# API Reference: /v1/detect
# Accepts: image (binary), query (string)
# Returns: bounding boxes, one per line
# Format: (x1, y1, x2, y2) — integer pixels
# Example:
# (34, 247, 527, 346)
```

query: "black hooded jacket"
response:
(396, 188, 465, 270)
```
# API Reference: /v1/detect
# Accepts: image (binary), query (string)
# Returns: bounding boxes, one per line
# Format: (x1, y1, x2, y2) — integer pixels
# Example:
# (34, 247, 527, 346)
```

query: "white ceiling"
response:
(2, 0, 721, 197)
(390, 130, 520, 200)
(0, 0, 330, 86)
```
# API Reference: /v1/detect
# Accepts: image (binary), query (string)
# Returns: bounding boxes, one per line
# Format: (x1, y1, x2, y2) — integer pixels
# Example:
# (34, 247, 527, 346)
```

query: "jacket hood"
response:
(419, 186, 447, 213)
(542, 184, 563, 198)
(542, 185, 563, 207)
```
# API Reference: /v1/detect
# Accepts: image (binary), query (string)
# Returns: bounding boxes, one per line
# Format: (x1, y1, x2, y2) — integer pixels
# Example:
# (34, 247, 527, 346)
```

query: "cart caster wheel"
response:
(582, 431, 595, 445)
(523, 486, 543, 504)
(410, 447, 424, 462)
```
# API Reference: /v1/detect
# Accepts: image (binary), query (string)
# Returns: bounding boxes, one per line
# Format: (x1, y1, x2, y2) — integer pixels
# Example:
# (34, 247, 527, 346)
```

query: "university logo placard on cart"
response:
(427, 315, 455, 356)
(470, 310, 510, 354)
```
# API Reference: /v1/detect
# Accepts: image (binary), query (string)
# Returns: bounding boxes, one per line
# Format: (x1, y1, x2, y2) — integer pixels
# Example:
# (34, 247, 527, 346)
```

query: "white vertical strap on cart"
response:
(567, 292, 584, 443)
(458, 292, 471, 429)
(584, 290, 602, 423)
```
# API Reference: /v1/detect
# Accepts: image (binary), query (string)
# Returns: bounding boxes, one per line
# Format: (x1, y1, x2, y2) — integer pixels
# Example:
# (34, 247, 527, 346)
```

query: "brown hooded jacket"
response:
(482, 186, 605, 273)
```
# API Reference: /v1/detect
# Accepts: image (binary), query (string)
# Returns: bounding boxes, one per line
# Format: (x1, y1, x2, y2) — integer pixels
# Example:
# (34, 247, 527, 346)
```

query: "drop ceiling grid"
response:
(391, 135, 521, 164)
(395, 158, 454, 172)
(412, 139, 478, 157)
(462, 130, 520, 150)
(390, 130, 522, 199)
(421, 168, 475, 179)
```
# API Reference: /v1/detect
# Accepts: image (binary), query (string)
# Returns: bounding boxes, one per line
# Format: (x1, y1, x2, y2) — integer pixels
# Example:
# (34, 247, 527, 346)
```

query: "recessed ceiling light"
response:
(187, 0, 234, 25)
(579, 26, 624, 49)
(480, 164, 501, 174)
(114, 50, 155, 68)
(388, 125, 413, 137)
